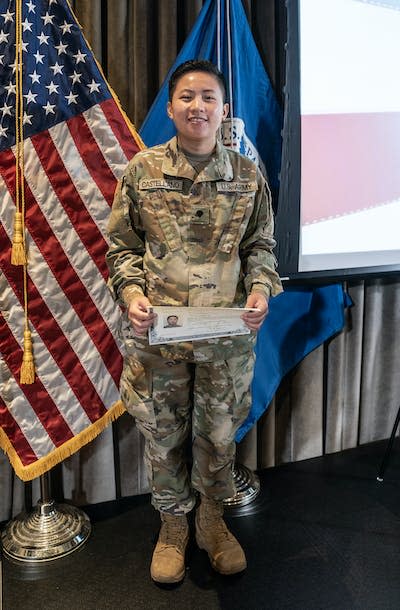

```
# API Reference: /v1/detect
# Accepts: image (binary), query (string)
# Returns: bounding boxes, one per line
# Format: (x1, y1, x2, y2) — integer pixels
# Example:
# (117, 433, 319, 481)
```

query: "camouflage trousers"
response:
(120, 348, 255, 515)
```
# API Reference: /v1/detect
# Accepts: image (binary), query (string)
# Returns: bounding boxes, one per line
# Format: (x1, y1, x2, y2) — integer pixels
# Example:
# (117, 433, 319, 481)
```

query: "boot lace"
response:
(160, 514, 188, 547)
(202, 502, 231, 543)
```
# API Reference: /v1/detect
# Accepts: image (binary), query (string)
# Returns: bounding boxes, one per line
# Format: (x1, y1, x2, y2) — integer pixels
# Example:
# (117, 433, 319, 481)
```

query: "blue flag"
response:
(139, 0, 282, 191)
(139, 0, 346, 442)
(236, 285, 348, 441)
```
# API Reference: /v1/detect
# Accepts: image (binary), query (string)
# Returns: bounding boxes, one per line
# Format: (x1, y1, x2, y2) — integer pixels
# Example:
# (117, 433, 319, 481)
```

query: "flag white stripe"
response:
(49, 118, 113, 240)
(83, 103, 130, 179)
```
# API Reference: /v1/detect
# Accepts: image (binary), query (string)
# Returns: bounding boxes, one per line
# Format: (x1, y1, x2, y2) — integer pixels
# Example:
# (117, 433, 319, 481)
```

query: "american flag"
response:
(0, 0, 142, 480)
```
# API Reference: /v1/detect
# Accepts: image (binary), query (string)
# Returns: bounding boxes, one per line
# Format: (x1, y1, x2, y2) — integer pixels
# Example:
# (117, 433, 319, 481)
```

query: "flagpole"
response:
(1, 471, 91, 563)
(219, 0, 260, 511)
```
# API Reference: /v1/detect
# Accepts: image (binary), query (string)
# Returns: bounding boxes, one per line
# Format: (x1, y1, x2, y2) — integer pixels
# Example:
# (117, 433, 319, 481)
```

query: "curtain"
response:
(69, 0, 282, 126)
(1, 0, 399, 522)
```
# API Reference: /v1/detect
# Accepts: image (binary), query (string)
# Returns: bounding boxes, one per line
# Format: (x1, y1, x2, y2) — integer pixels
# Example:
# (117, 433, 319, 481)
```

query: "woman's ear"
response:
(167, 101, 173, 119)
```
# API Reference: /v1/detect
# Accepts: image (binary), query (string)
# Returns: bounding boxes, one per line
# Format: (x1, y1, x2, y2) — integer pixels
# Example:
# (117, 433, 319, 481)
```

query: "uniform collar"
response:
(161, 137, 234, 182)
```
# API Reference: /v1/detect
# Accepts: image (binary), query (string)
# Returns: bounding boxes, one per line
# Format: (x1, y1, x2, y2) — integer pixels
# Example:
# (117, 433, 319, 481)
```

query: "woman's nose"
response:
(190, 95, 204, 110)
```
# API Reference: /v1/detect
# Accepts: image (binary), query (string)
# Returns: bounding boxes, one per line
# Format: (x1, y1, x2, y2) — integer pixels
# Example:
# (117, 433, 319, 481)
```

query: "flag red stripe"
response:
(31, 131, 109, 280)
(0, 310, 75, 449)
(100, 98, 142, 162)
(0, 224, 108, 423)
(1, 149, 122, 388)
(0, 395, 38, 467)
(67, 113, 118, 206)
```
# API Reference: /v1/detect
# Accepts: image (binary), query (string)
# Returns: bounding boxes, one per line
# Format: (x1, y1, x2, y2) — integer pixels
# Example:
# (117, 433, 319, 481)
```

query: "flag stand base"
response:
(1, 474, 91, 563)
(223, 463, 260, 509)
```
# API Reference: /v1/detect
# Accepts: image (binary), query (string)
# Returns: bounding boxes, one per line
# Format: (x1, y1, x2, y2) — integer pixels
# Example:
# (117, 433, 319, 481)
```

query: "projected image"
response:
(299, 0, 400, 272)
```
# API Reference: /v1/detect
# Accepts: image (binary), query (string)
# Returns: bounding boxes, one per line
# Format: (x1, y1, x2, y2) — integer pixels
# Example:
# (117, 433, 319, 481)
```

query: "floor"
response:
(1, 439, 400, 610)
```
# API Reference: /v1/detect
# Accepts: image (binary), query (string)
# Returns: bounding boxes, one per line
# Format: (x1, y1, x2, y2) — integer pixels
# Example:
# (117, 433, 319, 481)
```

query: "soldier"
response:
(106, 59, 282, 584)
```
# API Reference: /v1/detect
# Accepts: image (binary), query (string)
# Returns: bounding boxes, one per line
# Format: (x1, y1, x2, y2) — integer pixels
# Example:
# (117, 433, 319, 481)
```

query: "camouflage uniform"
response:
(106, 137, 282, 514)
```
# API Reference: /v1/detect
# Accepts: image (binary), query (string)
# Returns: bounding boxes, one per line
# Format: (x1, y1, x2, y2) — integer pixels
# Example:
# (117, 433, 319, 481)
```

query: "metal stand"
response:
(223, 462, 260, 509)
(1, 472, 91, 563)
(377, 404, 400, 482)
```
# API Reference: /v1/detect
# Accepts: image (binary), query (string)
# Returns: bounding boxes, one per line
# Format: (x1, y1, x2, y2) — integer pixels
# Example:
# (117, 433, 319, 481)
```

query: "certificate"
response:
(148, 306, 257, 345)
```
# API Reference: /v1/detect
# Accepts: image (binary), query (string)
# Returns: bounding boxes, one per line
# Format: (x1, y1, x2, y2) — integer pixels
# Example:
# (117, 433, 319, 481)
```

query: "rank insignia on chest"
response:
(190, 206, 210, 224)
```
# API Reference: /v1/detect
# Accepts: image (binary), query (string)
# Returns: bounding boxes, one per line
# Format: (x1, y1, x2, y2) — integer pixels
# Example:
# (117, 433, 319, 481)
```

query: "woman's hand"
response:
(127, 295, 157, 336)
(241, 293, 269, 332)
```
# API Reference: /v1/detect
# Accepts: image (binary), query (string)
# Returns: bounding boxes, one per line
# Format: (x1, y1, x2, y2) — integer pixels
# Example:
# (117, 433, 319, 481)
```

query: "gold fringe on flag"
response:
(0, 401, 127, 481)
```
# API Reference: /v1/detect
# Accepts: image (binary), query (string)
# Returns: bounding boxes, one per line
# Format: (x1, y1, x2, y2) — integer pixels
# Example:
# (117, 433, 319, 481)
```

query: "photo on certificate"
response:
(148, 306, 257, 345)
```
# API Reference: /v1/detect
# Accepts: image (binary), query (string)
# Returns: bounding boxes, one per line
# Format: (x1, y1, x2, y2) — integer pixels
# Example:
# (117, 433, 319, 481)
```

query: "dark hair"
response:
(168, 59, 227, 101)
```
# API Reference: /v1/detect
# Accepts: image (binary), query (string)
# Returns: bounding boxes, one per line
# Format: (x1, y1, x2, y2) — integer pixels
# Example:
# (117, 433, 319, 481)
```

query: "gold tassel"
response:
(11, 211, 27, 265)
(20, 328, 35, 384)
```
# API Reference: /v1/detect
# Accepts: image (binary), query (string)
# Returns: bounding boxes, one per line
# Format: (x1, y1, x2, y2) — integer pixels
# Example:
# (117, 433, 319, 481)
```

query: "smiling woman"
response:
(105, 56, 281, 582)
(167, 70, 229, 155)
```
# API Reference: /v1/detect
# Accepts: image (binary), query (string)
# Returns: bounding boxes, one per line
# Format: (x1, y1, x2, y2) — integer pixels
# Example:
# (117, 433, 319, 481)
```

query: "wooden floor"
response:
(1, 439, 400, 610)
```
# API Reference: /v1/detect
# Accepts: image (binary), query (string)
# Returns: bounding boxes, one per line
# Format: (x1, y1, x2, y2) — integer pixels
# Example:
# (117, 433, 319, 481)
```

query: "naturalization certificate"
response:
(148, 306, 257, 345)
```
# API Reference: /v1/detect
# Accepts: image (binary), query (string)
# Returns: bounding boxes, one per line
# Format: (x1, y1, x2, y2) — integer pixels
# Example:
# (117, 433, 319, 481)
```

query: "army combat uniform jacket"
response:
(106, 137, 282, 363)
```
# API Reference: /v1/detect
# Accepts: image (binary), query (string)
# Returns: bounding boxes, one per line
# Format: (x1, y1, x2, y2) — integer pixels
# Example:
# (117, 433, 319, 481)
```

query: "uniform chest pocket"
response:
(217, 193, 255, 254)
(139, 190, 183, 253)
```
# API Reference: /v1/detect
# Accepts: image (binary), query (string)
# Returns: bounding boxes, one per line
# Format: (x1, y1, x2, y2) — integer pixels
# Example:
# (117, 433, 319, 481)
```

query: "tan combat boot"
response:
(195, 495, 247, 575)
(150, 512, 189, 583)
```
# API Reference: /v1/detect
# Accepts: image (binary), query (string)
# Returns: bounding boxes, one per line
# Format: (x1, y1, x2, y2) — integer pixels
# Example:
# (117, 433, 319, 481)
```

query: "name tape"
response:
(139, 178, 183, 191)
